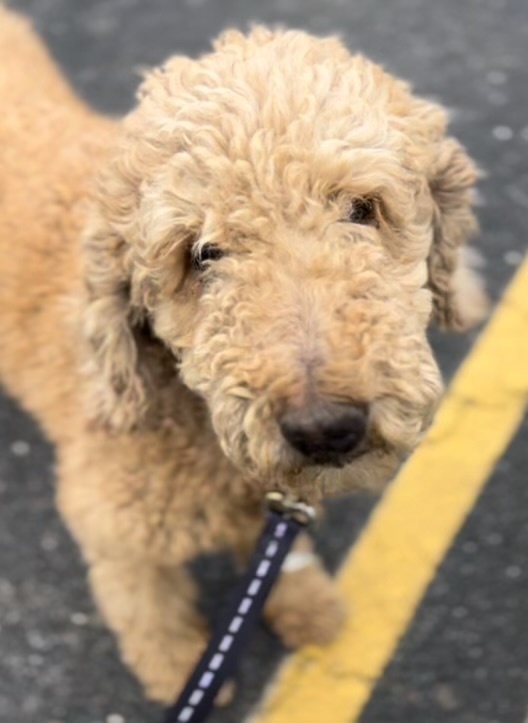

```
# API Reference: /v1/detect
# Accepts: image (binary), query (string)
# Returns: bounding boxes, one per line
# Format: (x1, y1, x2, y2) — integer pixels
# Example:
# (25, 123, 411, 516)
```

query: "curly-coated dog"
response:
(0, 7, 487, 704)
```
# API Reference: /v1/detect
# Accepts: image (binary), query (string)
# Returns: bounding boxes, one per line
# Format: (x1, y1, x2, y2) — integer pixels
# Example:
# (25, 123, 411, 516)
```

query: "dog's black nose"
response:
(279, 402, 367, 464)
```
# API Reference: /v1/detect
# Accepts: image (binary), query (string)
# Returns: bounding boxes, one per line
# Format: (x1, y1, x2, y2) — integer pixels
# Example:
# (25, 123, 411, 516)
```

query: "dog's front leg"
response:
(233, 526, 346, 649)
(88, 556, 234, 705)
(56, 431, 242, 704)
(262, 532, 346, 648)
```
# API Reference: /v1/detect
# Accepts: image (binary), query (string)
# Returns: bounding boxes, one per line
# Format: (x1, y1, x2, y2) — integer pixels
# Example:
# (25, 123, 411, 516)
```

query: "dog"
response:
(0, 7, 487, 703)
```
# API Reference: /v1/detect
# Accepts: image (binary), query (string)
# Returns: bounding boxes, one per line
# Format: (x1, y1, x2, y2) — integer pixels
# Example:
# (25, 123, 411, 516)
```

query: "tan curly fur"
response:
(0, 8, 487, 704)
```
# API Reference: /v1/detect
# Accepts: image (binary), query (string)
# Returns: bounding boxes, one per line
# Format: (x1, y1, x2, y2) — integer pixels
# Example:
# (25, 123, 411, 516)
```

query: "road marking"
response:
(250, 257, 528, 723)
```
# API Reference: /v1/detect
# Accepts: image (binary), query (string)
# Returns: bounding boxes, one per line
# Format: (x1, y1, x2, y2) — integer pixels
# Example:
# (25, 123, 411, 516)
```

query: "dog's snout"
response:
(279, 402, 367, 464)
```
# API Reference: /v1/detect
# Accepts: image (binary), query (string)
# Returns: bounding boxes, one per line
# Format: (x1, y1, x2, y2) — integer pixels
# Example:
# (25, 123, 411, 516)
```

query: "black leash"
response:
(162, 492, 315, 723)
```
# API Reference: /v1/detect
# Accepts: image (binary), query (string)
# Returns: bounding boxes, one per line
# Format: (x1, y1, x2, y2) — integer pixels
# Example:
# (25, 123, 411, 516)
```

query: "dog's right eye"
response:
(191, 244, 225, 272)
(345, 198, 377, 226)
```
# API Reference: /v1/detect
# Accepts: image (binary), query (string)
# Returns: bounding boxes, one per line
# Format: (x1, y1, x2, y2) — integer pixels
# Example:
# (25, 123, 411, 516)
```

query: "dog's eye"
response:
(192, 244, 225, 271)
(346, 198, 377, 226)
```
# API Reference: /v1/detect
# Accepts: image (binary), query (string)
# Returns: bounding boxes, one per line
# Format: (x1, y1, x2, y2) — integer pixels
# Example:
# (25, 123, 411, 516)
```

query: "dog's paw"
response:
(123, 634, 234, 707)
(134, 638, 207, 704)
(140, 646, 235, 706)
(264, 564, 346, 649)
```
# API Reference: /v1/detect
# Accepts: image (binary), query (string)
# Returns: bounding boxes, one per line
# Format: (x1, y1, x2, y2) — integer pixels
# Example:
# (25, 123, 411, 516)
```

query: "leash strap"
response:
(163, 503, 310, 723)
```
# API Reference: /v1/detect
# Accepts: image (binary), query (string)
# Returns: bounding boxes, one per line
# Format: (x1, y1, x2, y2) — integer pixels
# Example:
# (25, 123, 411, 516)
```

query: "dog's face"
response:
(82, 28, 486, 495)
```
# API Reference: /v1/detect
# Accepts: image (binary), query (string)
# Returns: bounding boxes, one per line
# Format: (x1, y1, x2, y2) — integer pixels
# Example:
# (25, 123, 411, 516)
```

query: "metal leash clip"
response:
(265, 491, 316, 527)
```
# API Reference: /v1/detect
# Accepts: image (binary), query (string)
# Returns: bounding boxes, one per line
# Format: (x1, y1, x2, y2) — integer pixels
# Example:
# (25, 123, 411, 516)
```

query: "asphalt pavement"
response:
(1, 1, 527, 722)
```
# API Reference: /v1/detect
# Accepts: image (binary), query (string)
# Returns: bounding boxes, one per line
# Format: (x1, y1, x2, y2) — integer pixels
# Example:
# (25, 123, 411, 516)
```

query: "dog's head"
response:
(81, 28, 487, 495)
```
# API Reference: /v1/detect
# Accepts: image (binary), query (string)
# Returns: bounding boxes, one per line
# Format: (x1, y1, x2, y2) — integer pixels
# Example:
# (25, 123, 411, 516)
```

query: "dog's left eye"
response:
(192, 244, 225, 271)
(345, 198, 377, 226)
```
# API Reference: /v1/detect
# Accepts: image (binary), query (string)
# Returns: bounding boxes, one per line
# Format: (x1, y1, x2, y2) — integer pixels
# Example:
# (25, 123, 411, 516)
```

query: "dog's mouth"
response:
(296, 442, 371, 469)
(274, 435, 387, 480)
(231, 428, 374, 482)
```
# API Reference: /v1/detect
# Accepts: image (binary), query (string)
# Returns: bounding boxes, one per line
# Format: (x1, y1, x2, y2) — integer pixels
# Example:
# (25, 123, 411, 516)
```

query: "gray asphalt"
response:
(1, 0, 527, 722)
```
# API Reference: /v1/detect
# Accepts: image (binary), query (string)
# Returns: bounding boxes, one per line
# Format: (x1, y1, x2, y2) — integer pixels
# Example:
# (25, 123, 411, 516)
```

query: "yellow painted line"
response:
(250, 258, 528, 723)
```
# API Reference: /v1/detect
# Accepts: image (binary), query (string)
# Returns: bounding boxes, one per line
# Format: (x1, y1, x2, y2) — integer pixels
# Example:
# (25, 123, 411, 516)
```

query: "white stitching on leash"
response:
(281, 551, 317, 573)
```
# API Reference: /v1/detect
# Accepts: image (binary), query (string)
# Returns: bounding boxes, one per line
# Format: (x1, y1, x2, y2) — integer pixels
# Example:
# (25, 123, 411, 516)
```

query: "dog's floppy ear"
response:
(427, 138, 488, 330)
(81, 139, 176, 433)
(81, 201, 152, 432)
(81, 58, 202, 432)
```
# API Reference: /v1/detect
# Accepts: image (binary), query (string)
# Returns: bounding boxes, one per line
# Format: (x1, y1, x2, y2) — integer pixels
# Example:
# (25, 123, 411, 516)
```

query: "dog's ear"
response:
(427, 138, 488, 330)
(81, 204, 152, 432)
(81, 58, 202, 432)
(81, 141, 176, 433)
